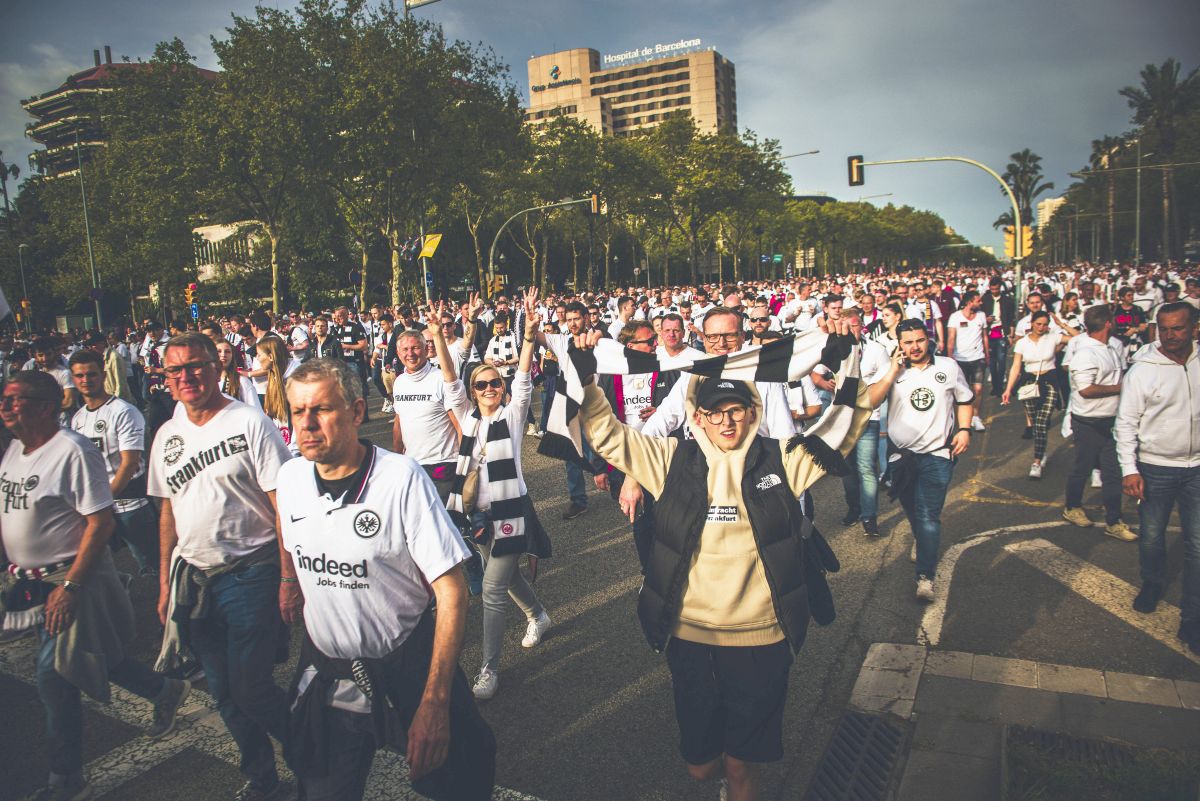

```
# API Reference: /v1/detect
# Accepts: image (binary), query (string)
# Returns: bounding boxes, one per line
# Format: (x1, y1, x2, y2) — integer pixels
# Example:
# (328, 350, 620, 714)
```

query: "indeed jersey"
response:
(277, 446, 469, 659)
(148, 400, 292, 570)
(886, 356, 974, 456)
(71, 396, 148, 513)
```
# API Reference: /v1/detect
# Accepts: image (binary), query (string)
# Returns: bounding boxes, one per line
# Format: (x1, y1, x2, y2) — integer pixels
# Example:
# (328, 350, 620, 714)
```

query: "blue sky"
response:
(4, 0, 1198, 255)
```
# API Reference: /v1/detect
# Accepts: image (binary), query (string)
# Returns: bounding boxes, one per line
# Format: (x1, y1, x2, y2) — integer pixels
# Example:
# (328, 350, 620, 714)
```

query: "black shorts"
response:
(956, 359, 986, 385)
(665, 637, 793, 765)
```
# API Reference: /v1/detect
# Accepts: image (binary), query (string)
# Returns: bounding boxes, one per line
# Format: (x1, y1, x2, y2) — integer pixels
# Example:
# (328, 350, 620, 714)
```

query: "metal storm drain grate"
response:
(804, 711, 909, 801)
(1006, 725, 1136, 769)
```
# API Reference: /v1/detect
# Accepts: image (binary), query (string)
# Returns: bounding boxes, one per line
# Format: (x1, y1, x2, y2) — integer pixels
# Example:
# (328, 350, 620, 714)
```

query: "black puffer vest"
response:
(640, 435, 813, 654)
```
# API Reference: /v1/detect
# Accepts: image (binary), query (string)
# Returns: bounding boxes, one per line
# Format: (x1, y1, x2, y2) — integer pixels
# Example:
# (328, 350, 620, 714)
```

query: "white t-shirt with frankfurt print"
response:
(0, 429, 114, 568)
(148, 400, 292, 570)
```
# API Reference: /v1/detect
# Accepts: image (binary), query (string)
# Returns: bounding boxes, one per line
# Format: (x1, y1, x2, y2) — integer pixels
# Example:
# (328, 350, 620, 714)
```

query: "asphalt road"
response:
(2, 389, 1195, 801)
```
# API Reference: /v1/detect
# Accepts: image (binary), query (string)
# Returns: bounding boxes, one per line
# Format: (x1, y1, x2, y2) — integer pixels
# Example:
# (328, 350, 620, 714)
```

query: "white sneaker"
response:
(971, 415, 986, 432)
(381, 399, 394, 414)
(526, 423, 538, 436)
(910, 539, 917, 563)
(1028, 462, 1042, 479)
(472, 667, 498, 700)
(915, 575, 936, 602)
(718, 778, 729, 801)
(1091, 470, 1102, 488)
(522, 611, 552, 648)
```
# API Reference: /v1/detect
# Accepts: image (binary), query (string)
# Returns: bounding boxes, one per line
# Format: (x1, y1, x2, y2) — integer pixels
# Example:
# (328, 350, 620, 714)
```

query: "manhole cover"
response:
(1006, 725, 1136, 769)
(804, 711, 909, 801)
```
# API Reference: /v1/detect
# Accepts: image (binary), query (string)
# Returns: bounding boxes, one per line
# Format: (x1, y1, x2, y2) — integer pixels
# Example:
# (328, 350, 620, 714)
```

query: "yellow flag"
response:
(418, 234, 442, 259)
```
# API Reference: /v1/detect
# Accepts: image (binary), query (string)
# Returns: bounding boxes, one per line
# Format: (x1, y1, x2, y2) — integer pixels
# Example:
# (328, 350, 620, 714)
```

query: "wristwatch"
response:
(957, 427, 972, 435)
(61, 580, 83, 594)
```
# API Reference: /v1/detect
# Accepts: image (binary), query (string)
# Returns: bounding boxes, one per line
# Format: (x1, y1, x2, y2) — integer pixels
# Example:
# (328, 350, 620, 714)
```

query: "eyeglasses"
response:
(473, 378, 504, 391)
(163, 360, 214, 377)
(0, 395, 53, 408)
(700, 406, 748, 425)
(703, 332, 742, 344)
(749, 316, 770, 323)
(629, 337, 657, 346)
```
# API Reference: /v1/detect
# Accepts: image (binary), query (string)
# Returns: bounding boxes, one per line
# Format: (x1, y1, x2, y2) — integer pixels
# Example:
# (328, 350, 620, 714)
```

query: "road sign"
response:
(760, 254, 769, 263)
(419, 234, 443, 259)
(772, 254, 783, 264)
(189, 303, 199, 320)
(425, 272, 434, 287)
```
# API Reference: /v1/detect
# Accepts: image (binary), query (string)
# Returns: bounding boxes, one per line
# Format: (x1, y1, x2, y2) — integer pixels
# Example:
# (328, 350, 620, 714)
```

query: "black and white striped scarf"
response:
(485, 333, 518, 378)
(446, 410, 526, 544)
(537, 330, 861, 474)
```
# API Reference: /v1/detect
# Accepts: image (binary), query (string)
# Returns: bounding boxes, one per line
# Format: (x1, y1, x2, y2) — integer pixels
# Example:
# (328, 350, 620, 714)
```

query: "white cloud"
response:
(0, 43, 80, 175)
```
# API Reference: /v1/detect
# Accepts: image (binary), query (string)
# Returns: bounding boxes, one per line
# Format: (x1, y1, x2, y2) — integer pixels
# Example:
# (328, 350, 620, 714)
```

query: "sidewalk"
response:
(846, 644, 1200, 801)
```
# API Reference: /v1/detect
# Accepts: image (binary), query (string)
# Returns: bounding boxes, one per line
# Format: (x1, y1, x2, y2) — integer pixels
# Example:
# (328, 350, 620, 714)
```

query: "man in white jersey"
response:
(946, 290, 990, 431)
(277, 358, 494, 801)
(69, 350, 159, 577)
(1, 371, 189, 801)
(868, 319, 974, 602)
(391, 308, 472, 502)
(148, 333, 295, 801)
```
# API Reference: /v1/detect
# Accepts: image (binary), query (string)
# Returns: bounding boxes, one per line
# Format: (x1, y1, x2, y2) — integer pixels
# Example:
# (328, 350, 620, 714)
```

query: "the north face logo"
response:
(718, 381, 734, 389)
(756, 474, 782, 491)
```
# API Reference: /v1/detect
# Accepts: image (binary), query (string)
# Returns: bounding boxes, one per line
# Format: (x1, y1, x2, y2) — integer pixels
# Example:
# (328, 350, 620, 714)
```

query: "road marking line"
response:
(1005, 538, 1200, 667)
(960, 478, 1058, 507)
(0, 639, 550, 800)
(918, 521, 1069, 646)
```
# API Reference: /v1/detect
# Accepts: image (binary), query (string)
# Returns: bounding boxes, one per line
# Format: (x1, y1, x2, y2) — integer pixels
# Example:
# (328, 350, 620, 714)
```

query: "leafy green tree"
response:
(1120, 57, 1200, 261)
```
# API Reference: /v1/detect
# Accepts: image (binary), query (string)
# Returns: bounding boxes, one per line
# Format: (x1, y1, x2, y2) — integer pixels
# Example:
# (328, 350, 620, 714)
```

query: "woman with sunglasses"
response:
(1001, 310, 1071, 479)
(450, 288, 552, 702)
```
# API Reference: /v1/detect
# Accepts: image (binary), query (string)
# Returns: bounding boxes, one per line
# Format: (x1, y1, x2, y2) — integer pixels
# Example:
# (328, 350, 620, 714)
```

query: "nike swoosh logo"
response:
(289, 514, 308, 522)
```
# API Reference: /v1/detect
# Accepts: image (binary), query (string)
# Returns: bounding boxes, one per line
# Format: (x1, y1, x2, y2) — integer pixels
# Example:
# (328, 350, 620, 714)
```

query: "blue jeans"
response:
(565, 441, 594, 507)
(988, 338, 1009, 396)
(842, 421, 881, 520)
(37, 628, 165, 782)
(538, 373, 557, 432)
(1137, 462, 1200, 624)
(188, 562, 289, 789)
(897, 453, 954, 579)
(113, 502, 159, 573)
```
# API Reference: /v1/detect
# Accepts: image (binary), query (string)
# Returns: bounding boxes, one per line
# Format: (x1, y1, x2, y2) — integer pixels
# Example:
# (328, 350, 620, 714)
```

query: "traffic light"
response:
(589, 193, 601, 215)
(1021, 225, 1034, 258)
(184, 282, 197, 304)
(847, 155, 865, 187)
(1003, 226, 1015, 259)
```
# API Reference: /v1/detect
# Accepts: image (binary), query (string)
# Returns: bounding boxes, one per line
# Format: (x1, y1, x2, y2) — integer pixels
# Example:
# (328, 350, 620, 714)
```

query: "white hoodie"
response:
(1114, 343, 1200, 475)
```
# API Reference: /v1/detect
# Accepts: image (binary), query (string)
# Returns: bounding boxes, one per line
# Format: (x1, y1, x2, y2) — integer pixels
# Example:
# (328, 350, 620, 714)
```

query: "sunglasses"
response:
(749, 316, 770, 323)
(473, 378, 504, 391)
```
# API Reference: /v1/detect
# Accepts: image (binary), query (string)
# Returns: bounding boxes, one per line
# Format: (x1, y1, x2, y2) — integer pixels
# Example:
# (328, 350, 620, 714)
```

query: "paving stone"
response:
(863, 642, 927, 672)
(1174, 679, 1200, 711)
(1037, 663, 1106, 698)
(852, 665, 920, 702)
(914, 676, 1063, 730)
(1104, 671, 1181, 708)
(972, 654, 1038, 688)
(1060, 693, 1200, 750)
(897, 749, 999, 801)
(924, 650, 974, 680)
(912, 713, 998, 760)
(850, 693, 914, 719)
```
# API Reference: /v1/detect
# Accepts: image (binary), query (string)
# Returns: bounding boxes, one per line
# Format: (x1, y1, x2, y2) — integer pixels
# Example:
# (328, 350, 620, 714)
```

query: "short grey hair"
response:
(163, 332, 219, 362)
(394, 329, 426, 348)
(286, 357, 363, 407)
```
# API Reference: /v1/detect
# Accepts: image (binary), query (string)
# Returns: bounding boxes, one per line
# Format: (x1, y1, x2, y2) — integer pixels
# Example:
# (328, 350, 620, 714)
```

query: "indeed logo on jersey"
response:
(294, 545, 370, 590)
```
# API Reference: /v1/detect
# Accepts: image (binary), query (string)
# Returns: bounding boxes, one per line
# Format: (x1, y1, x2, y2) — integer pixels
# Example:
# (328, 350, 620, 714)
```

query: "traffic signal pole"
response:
(851, 156, 1025, 304)
(487, 196, 594, 298)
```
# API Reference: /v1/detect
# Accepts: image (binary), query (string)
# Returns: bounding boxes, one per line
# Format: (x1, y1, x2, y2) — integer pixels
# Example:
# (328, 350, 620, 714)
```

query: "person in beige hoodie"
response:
(576, 321, 872, 801)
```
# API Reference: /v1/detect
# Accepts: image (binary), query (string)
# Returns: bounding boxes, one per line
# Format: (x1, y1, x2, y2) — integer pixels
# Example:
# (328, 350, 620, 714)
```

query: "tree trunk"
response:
(467, 212, 485, 293)
(269, 229, 281, 314)
(571, 238, 579, 291)
(359, 240, 369, 306)
(390, 230, 402, 305)
(1161, 168, 1171, 262)
(1106, 176, 1115, 262)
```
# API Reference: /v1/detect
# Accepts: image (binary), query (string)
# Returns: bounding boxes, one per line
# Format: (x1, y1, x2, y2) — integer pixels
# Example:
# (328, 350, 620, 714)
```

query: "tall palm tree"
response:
(1089, 135, 1124, 261)
(1000, 149, 1055, 228)
(1120, 58, 1200, 262)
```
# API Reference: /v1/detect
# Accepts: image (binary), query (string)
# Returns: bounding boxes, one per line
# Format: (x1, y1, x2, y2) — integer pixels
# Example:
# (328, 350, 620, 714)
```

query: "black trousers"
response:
(1065, 414, 1123, 524)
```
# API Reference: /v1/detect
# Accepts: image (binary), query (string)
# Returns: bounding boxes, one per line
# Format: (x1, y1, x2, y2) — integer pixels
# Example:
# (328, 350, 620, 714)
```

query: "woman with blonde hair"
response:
(216, 339, 261, 409)
(442, 288, 552, 702)
(255, 335, 298, 454)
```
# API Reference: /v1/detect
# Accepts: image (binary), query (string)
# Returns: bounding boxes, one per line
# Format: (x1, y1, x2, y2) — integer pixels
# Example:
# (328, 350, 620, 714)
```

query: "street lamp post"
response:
(858, 193, 893, 202)
(16, 243, 30, 334)
(74, 131, 102, 329)
(1134, 140, 1152, 266)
